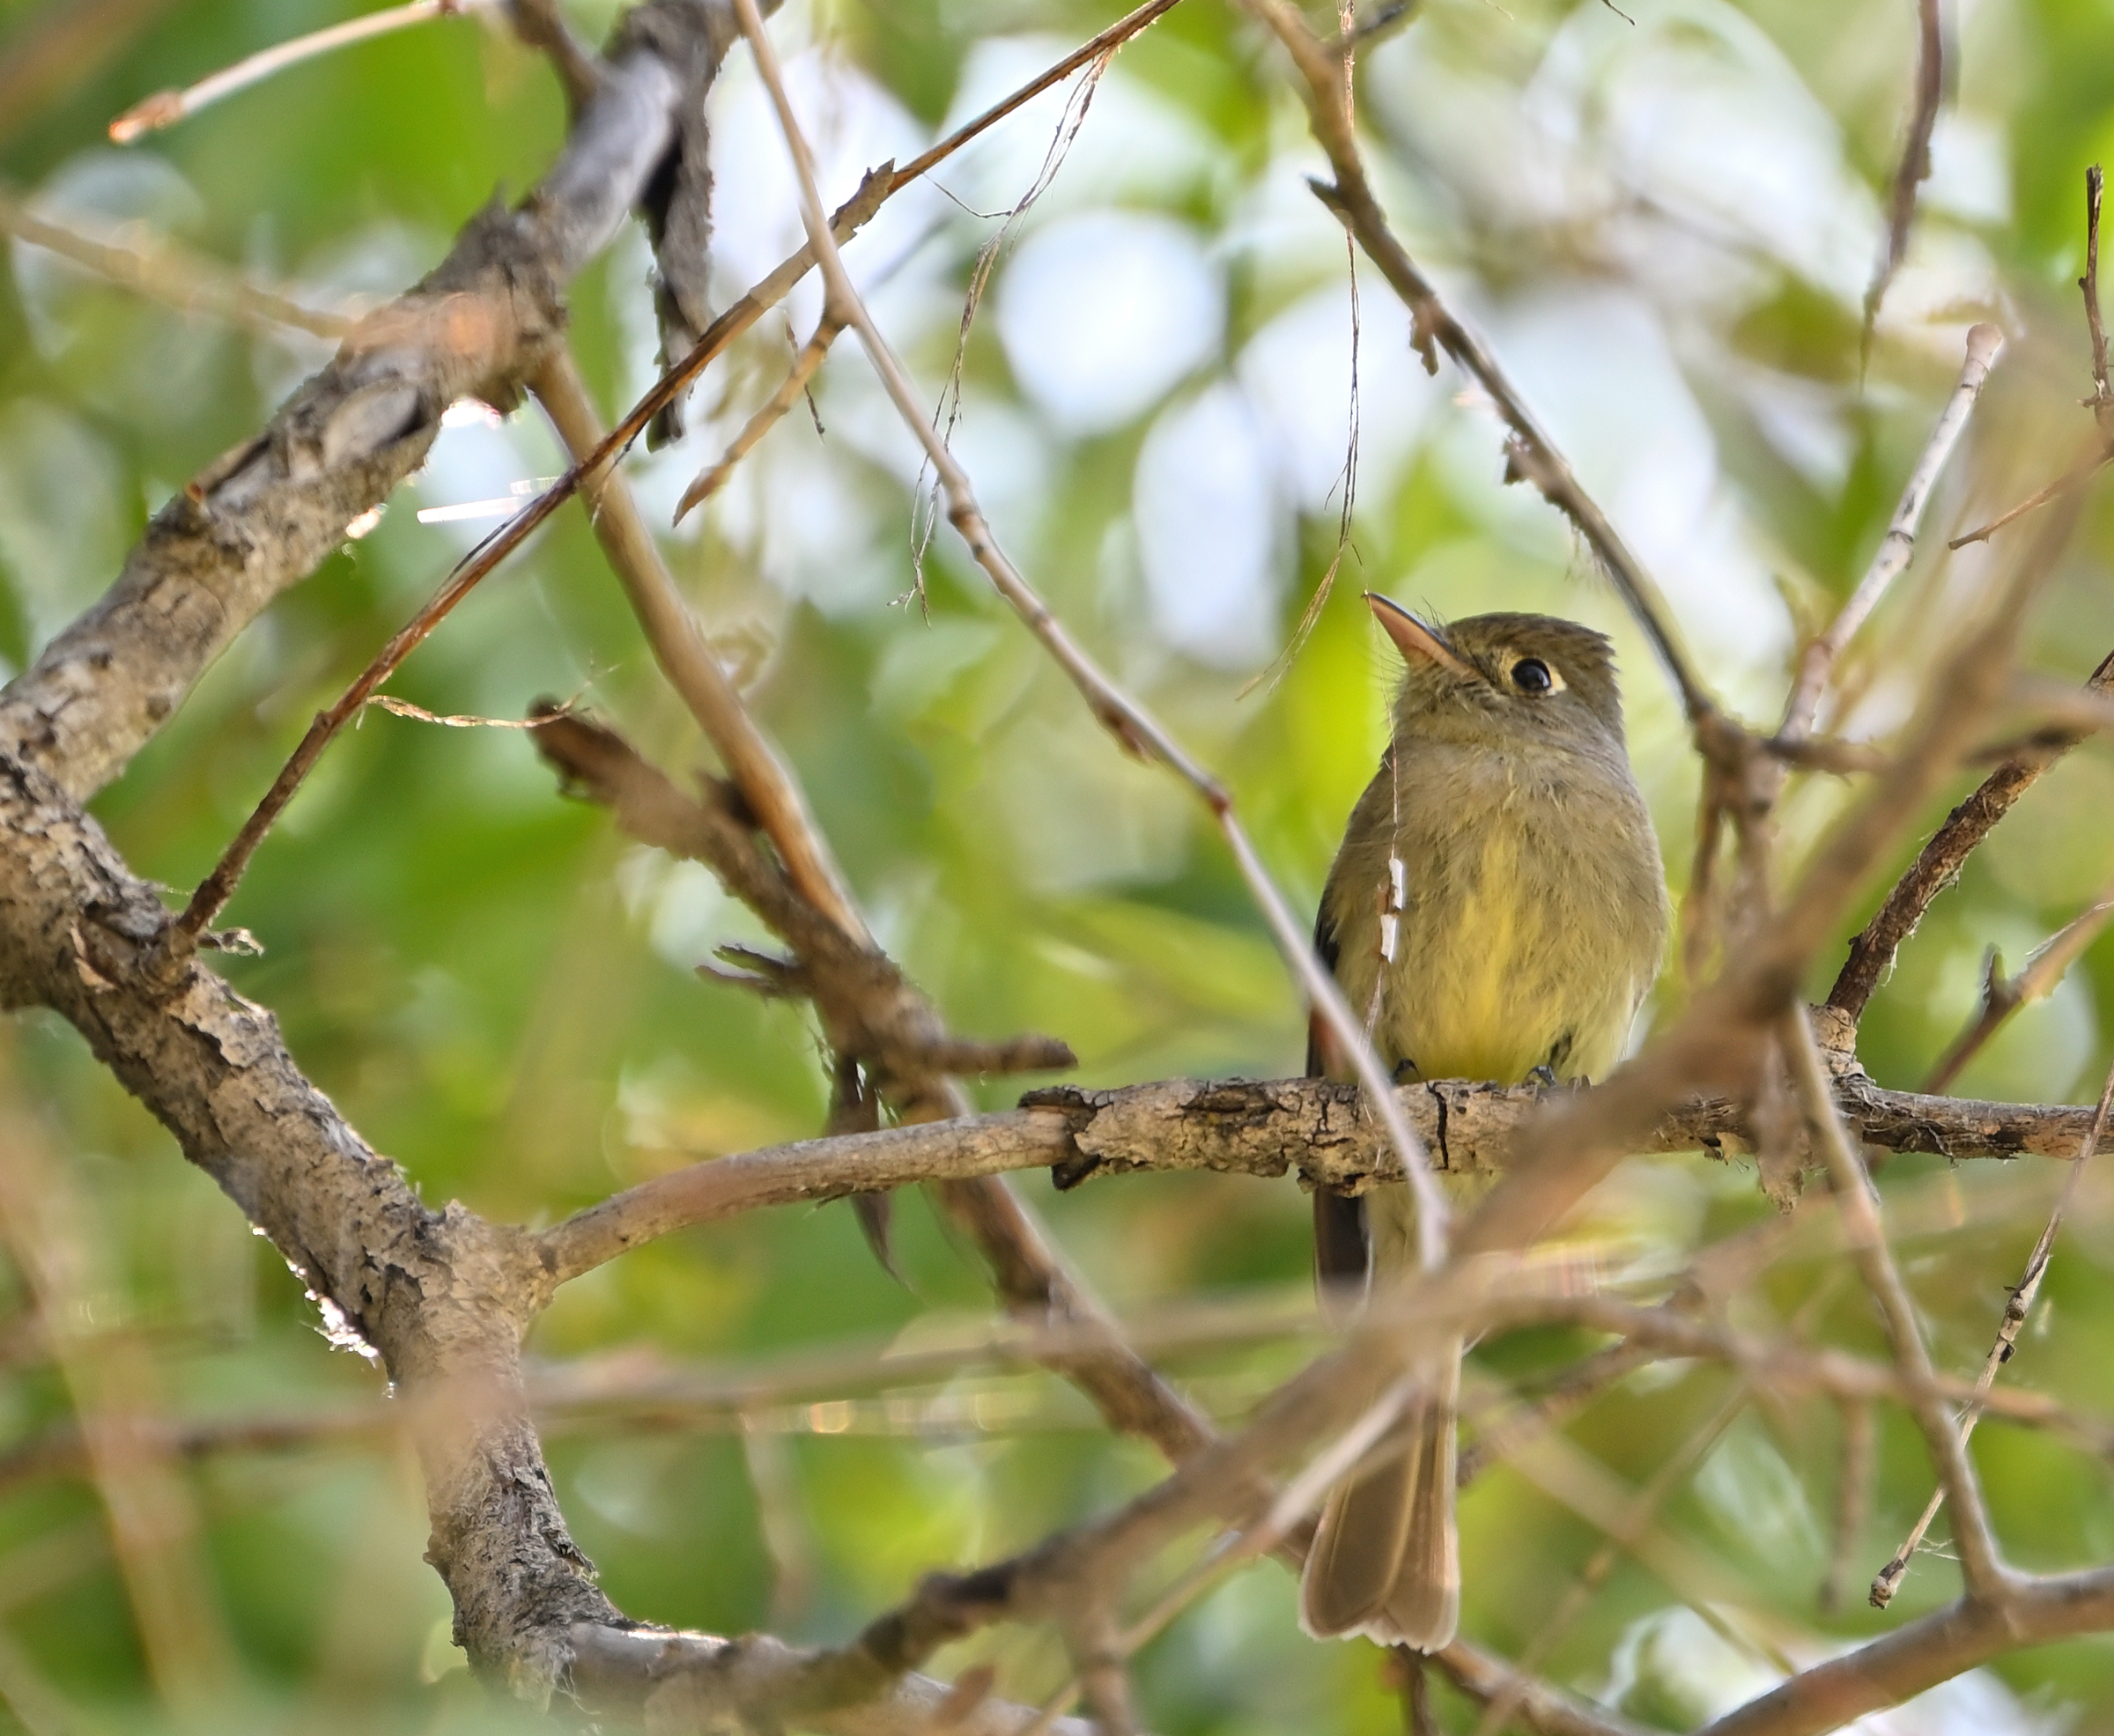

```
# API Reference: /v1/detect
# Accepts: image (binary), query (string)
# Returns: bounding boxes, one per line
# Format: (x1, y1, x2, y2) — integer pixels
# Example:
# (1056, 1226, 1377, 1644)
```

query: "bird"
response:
(1299, 594, 1668, 1653)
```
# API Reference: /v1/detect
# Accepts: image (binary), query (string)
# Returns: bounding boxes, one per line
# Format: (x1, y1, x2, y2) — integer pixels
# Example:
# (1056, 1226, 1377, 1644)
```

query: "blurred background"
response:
(3, 0, 2114, 1729)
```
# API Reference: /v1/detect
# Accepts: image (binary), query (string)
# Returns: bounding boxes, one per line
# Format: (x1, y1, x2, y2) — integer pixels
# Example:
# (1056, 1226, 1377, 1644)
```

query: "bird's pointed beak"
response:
(1366, 592, 1476, 680)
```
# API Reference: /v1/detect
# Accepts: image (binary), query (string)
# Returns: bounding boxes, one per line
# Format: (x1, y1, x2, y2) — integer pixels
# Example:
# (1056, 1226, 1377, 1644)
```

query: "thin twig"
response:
(532, 351, 871, 938)
(675, 313, 844, 520)
(1922, 883, 2114, 1093)
(1468, 1381, 1751, 1736)
(2083, 166, 2110, 428)
(0, 183, 358, 339)
(1820, 1398, 1875, 1616)
(1238, 0, 1718, 738)
(1948, 441, 2114, 549)
(164, 0, 1184, 944)
(729, 0, 1450, 1267)
(1948, 167, 2112, 549)
(1779, 325, 2005, 741)
(1781, 1007, 2015, 1605)
(1869, 1053, 2114, 1607)
(1862, 0, 1943, 340)
(107, 0, 503, 141)
(1826, 642, 2114, 1023)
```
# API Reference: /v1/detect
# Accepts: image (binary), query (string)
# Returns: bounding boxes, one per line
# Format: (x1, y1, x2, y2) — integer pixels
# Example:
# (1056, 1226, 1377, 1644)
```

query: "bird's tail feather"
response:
(1299, 1335, 1460, 1651)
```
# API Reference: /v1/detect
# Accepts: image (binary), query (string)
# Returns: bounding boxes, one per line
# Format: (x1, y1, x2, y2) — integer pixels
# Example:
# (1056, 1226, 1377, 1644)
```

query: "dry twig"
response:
(730, 0, 1450, 1271)
(675, 311, 845, 519)
(1922, 883, 2114, 1093)
(1782, 1008, 2013, 1602)
(107, 0, 504, 142)
(0, 184, 358, 338)
(1779, 325, 2004, 741)
(1862, 0, 1943, 339)
(1869, 1054, 2114, 1607)
(1827, 643, 2114, 1023)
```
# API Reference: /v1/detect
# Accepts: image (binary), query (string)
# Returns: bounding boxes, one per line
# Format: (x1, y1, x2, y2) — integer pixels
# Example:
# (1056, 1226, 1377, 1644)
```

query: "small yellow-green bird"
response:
(1300, 595, 1668, 1652)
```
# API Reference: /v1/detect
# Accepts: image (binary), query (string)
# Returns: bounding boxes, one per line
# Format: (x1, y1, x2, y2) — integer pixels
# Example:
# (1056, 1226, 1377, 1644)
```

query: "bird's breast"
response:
(1329, 746, 1664, 1088)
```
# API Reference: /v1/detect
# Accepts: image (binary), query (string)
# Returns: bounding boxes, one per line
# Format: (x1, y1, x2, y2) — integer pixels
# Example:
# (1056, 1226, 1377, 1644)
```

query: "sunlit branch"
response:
(1778, 325, 2004, 742)
(1923, 882, 2114, 1094)
(0, 183, 357, 338)
(107, 0, 502, 142)
(1782, 1008, 2014, 1603)
(730, 0, 1452, 1272)
(1861, 0, 1942, 339)
(1869, 1053, 2114, 1607)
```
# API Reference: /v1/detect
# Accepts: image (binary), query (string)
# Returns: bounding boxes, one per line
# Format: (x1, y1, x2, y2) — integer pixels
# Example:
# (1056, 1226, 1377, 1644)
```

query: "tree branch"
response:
(1783, 1008, 2014, 1603)
(0, 0, 713, 802)
(566, 1624, 1104, 1736)
(1862, 0, 1943, 337)
(1826, 642, 2114, 1023)
(1236, 0, 1718, 737)
(536, 1065, 2112, 1284)
(730, 0, 1450, 1274)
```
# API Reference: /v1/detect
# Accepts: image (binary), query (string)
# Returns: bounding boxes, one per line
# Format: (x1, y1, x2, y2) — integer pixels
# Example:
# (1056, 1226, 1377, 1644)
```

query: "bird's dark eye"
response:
(1512, 657, 1553, 694)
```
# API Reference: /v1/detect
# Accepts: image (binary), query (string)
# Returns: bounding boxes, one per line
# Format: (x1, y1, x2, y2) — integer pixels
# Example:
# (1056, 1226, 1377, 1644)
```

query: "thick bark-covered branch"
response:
(1698, 1566, 2114, 1736)
(0, 0, 747, 1701)
(0, 0, 722, 802)
(539, 1067, 2103, 1282)
(0, 733, 605, 1684)
(533, 710, 1073, 1094)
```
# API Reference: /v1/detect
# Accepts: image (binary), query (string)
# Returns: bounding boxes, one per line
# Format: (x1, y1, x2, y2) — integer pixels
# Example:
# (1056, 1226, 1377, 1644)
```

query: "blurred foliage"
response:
(2, 0, 2114, 1731)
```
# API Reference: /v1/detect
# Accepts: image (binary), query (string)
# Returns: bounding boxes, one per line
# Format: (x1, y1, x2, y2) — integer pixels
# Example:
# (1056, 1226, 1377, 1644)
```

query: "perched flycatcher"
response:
(1300, 595, 1668, 1652)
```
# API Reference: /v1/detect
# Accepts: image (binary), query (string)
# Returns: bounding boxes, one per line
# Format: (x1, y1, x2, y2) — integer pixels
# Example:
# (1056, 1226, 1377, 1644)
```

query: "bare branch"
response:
(535, 1060, 2114, 1287)
(1237, 0, 1718, 736)
(567, 1623, 1104, 1736)
(675, 312, 844, 519)
(1827, 642, 2114, 1023)
(730, 0, 1449, 1272)
(1783, 1007, 2014, 1603)
(0, 0, 704, 802)
(1862, 0, 1943, 337)
(1779, 324, 2005, 741)
(2084, 165, 2110, 427)
(524, 696, 1215, 1466)
(0, 182, 358, 338)
(1923, 882, 2114, 1093)
(1437, 1641, 1659, 1736)
(1697, 1568, 2114, 1736)
(1870, 1053, 2114, 1606)
(107, 0, 503, 141)
(1948, 440, 2114, 549)
(530, 352, 873, 937)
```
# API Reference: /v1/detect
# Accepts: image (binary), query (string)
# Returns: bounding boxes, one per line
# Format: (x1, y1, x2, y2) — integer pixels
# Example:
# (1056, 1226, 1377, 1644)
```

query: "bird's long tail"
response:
(1300, 1188, 1460, 1651)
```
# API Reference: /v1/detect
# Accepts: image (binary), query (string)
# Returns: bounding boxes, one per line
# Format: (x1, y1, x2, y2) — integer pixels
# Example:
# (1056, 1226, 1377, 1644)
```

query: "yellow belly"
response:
(1335, 821, 1646, 1089)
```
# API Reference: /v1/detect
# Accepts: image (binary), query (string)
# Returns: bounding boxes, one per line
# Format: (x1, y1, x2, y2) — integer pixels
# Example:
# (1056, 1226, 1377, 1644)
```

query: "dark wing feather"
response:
(1307, 898, 1370, 1290)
